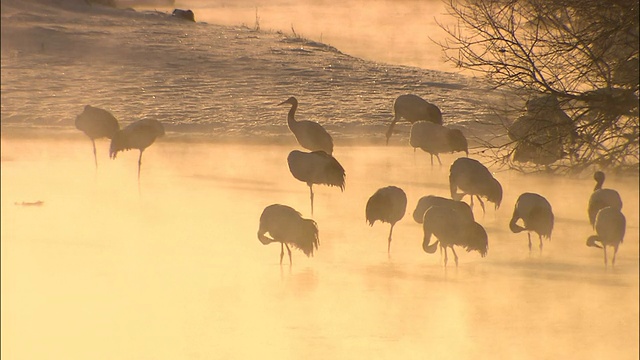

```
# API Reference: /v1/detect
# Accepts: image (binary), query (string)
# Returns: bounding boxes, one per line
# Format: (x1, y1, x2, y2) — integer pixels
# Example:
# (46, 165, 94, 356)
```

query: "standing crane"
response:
(422, 205, 488, 267)
(409, 121, 468, 165)
(586, 206, 626, 267)
(588, 171, 623, 226)
(75, 105, 120, 169)
(109, 118, 165, 183)
(279, 96, 334, 155)
(412, 195, 474, 224)
(386, 94, 442, 144)
(449, 157, 503, 214)
(258, 204, 319, 265)
(365, 186, 408, 254)
(509, 192, 554, 252)
(287, 150, 345, 215)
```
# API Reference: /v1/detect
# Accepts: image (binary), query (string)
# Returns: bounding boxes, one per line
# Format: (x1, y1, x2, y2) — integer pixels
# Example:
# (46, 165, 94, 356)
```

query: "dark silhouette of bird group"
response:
(75, 105, 165, 184)
(422, 205, 488, 267)
(74, 96, 627, 269)
(586, 172, 626, 266)
(254, 94, 627, 267)
(256, 96, 345, 263)
(386, 94, 442, 144)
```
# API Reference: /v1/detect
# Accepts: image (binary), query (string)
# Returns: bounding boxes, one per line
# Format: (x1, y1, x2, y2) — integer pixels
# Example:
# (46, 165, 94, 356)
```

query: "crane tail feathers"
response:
(292, 219, 319, 257)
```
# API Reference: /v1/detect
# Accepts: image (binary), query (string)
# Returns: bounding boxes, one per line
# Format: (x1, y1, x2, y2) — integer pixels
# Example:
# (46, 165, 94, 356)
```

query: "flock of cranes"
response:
(76, 105, 165, 183)
(75, 94, 627, 268)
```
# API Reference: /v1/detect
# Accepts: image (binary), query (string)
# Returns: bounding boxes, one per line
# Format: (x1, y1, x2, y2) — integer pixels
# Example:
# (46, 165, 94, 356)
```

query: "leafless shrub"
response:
(437, 0, 639, 174)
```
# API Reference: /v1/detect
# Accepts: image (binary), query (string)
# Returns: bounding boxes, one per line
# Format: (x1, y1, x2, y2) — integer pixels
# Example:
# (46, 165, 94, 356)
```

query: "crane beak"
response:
(277, 100, 288, 106)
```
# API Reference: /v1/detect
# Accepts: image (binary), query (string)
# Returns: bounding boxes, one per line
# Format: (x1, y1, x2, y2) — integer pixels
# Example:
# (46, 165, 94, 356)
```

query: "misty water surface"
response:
(2, 137, 638, 359)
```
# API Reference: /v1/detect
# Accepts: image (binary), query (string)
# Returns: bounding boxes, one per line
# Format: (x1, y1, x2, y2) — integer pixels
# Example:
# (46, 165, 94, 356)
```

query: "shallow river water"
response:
(2, 137, 638, 359)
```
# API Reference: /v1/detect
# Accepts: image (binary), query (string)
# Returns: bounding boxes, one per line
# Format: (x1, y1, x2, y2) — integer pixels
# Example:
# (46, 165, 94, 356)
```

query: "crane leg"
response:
(385, 117, 398, 145)
(612, 245, 619, 266)
(528, 233, 532, 252)
(280, 243, 284, 265)
(430, 154, 434, 166)
(387, 223, 395, 254)
(436, 154, 442, 166)
(285, 243, 292, 265)
(603, 245, 608, 267)
(444, 247, 449, 267)
(451, 247, 459, 267)
(92, 139, 98, 169)
(309, 184, 314, 216)
(539, 234, 544, 253)
(469, 195, 474, 209)
(138, 149, 144, 181)
(476, 196, 486, 216)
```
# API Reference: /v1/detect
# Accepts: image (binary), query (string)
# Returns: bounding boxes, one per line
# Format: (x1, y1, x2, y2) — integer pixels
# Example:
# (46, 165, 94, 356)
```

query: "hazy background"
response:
(134, 0, 456, 72)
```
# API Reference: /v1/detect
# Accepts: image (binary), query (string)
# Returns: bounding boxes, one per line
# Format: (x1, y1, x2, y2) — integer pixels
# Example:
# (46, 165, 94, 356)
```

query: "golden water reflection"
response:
(2, 137, 638, 359)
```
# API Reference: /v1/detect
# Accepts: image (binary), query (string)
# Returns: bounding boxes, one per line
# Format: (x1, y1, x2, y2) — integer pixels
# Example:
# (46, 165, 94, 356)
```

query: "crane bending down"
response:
(109, 119, 165, 182)
(75, 105, 120, 169)
(509, 192, 554, 252)
(422, 205, 488, 267)
(449, 157, 503, 215)
(586, 206, 626, 267)
(365, 186, 407, 254)
(409, 121, 468, 165)
(386, 94, 442, 145)
(412, 195, 474, 224)
(258, 204, 319, 265)
(287, 150, 345, 215)
(279, 96, 334, 155)
(588, 171, 623, 226)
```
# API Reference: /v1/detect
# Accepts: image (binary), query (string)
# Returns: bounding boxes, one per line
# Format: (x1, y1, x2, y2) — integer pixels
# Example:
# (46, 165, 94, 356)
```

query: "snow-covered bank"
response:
(1, 0, 501, 146)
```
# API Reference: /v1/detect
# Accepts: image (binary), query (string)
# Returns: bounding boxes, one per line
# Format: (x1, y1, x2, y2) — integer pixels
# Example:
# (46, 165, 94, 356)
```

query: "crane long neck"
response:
(287, 103, 298, 129)
(594, 178, 604, 191)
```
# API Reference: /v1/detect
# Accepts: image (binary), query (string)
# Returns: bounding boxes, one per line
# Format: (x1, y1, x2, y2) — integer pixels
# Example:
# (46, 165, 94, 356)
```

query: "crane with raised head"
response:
(279, 96, 334, 155)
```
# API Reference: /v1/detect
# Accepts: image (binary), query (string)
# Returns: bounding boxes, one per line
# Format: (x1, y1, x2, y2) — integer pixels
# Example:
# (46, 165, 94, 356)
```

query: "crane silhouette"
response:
(588, 171, 623, 226)
(422, 205, 488, 267)
(75, 105, 120, 169)
(287, 150, 345, 215)
(365, 186, 407, 254)
(258, 204, 319, 265)
(586, 206, 626, 267)
(449, 157, 503, 214)
(279, 96, 334, 155)
(409, 121, 468, 165)
(412, 195, 474, 224)
(509, 192, 554, 252)
(386, 94, 442, 144)
(109, 119, 165, 182)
